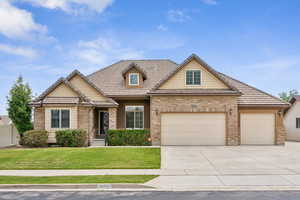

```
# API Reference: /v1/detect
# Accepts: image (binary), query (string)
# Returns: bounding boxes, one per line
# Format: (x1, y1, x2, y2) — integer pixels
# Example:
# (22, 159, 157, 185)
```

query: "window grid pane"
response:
(297, 118, 300, 129)
(51, 110, 60, 128)
(135, 112, 143, 129)
(126, 112, 135, 129)
(61, 110, 70, 128)
(129, 74, 138, 85)
(193, 71, 201, 85)
(186, 70, 201, 85)
(186, 71, 193, 85)
(125, 106, 144, 129)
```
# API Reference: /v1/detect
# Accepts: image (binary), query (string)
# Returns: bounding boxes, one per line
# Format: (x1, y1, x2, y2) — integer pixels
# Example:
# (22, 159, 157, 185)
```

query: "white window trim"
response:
(125, 105, 144, 129)
(51, 109, 71, 129)
(185, 69, 202, 86)
(128, 73, 139, 86)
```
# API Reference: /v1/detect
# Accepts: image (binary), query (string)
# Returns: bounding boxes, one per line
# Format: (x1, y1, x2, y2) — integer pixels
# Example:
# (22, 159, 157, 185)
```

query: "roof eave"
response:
(238, 104, 290, 108)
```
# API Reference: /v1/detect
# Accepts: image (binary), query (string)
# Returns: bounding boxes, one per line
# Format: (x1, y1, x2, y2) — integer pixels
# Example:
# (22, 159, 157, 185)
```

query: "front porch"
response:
(89, 99, 150, 146)
(89, 107, 117, 146)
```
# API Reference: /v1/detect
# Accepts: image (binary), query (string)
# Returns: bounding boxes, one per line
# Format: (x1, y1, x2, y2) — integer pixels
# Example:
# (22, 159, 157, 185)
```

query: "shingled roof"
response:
(219, 73, 289, 107)
(87, 56, 288, 107)
(33, 55, 288, 107)
(88, 60, 178, 96)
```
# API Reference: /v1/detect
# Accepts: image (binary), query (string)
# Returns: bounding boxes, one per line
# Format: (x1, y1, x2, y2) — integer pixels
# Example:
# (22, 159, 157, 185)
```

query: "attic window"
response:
(129, 73, 139, 86)
(186, 70, 201, 85)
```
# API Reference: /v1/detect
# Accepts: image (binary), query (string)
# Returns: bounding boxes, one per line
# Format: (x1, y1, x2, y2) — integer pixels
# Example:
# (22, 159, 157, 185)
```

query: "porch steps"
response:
(91, 139, 105, 147)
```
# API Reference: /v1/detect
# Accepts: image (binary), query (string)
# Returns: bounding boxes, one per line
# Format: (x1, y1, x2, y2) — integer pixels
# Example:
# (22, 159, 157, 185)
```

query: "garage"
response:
(240, 113, 275, 145)
(161, 113, 226, 146)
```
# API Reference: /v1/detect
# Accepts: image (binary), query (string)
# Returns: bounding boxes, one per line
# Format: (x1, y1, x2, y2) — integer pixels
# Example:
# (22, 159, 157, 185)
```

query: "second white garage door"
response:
(161, 113, 226, 146)
(240, 113, 275, 145)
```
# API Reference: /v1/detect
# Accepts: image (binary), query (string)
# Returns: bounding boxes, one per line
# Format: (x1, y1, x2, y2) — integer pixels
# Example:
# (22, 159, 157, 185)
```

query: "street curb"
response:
(2, 184, 300, 192)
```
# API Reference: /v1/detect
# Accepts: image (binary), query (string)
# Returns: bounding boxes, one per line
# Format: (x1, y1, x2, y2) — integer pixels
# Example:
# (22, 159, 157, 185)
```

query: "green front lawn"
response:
(0, 175, 158, 184)
(0, 148, 160, 170)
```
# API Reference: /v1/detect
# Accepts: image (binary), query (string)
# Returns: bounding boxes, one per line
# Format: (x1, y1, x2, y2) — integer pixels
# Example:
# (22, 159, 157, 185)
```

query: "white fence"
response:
(0, 125, 19, 147)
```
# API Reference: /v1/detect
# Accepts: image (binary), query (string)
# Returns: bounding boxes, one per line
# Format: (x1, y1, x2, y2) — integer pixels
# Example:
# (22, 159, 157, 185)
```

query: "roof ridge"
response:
(87, 60, 124, 77)
(87, 59, 178, 78)
(218, 72, 289, 105)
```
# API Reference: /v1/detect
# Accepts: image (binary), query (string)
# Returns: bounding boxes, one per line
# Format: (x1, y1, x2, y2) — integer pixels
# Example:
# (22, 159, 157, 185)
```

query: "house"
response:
(284, 95, 300, 141)
(30, 54, 289, 146)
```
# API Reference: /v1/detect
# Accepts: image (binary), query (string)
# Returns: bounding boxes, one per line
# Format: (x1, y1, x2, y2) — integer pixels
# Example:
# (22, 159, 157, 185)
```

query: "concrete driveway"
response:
(144, 142, 300, 189)
(161, 142, 300, 175)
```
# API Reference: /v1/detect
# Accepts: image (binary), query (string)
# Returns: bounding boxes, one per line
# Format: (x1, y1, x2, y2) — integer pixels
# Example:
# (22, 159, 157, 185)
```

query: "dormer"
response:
(122, 63, 147, 88)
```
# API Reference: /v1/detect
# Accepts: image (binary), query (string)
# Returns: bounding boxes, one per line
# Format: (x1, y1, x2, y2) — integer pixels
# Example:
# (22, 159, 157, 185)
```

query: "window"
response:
(51, 109, 70, 128)
(129, 73, 139, 86)
(125, 106, 144, 129)
(186, 70, 201, 85)
(297, 118, 300, 129)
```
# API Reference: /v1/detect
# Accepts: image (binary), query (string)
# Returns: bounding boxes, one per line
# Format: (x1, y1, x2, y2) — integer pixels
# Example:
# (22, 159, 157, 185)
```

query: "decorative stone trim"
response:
(108, 107, 117, 129)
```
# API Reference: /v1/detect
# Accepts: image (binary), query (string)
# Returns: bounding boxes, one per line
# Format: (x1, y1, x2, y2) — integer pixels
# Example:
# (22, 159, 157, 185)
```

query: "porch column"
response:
(108, 107, 117, 129)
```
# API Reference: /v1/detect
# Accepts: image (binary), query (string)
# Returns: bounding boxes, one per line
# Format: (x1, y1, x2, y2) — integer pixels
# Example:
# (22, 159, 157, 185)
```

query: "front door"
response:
(97, 111, 109, 139)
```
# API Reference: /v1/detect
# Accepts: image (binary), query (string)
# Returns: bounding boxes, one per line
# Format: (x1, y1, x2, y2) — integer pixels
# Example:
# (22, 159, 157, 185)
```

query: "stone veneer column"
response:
(108, 107, 117, 129)
(78, 106, 94, 145)
(275, 109, 286, 145)
(33, 107, 45, 130)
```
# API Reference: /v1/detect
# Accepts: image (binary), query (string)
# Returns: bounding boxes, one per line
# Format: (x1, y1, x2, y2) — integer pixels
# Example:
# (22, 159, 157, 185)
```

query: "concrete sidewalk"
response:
(144, 175, 300, 190)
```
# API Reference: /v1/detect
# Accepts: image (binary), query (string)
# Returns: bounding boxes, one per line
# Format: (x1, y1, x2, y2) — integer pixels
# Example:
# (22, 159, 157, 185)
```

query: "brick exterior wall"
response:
(108, 107, 117, 129)
(33, 107, 45, 130)
(150, 95, 239, 146)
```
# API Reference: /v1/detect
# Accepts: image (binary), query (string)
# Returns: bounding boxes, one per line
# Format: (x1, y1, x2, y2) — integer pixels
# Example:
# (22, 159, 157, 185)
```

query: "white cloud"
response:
(201, 0, 217, 5)
(0, 0, 47, 39)
(157, 24, 168, 31)
(76, 37, 143, 66)
(21, 0, 114, 14)
(167, 10, 190, 23)
(0, 43, 37, 58)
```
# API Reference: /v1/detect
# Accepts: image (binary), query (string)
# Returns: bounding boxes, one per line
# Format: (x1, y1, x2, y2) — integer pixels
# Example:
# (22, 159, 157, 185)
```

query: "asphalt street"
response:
(1, 191, 300, 200)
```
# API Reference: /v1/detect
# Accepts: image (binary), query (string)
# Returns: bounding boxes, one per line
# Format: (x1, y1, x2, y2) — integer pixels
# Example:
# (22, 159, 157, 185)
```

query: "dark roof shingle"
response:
(88, 60, 178, 96)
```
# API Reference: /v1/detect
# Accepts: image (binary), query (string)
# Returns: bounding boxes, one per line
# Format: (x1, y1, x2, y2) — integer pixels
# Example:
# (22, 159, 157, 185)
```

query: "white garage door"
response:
(240, 113, 275, 145)
(161, 113, 226, 146)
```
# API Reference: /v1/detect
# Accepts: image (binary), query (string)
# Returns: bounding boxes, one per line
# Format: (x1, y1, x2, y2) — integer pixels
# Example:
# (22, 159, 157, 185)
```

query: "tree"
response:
(279, 89, 299, 102)
(7, 76, 33, 136)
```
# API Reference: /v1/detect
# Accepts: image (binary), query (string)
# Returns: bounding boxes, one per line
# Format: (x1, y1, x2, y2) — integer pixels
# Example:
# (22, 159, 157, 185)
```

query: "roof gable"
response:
(67, 70, 110, 102)
(36, 78, 88, 101)
(152, 54, 240, 92)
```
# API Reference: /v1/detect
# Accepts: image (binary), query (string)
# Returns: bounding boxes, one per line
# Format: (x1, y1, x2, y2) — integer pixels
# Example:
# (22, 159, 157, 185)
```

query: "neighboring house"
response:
(0, 115, 19, 147)
(30, 54, 289, 146)
(284, 96, 300, 141)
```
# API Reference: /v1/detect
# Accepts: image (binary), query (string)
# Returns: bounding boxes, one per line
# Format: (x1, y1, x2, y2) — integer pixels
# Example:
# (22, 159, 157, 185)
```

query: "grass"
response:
(0, 175, 158, 184)
(0, 147, 160, 170)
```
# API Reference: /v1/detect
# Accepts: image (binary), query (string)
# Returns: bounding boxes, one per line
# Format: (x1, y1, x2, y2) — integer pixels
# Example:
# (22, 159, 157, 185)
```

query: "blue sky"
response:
(0, 0, 300, 114)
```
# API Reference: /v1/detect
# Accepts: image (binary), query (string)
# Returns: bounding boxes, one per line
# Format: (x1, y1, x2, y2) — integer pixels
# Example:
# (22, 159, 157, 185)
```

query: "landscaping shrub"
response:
(22, 130, 48, 147)
(107, 129, 151, 146)
(55, 129, 88, 147)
